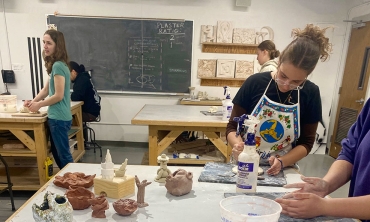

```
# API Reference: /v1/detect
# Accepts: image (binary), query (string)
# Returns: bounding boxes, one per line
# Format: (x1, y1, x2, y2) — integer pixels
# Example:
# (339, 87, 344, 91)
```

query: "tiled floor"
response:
(0, 142, 349, 221)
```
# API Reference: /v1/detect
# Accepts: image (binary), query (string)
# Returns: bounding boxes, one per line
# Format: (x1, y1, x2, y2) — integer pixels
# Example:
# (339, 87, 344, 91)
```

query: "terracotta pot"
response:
(53, 172, 96, 189)
(113, 199, 138, 216)
(65, 186, 95, 210)
(165, 169, 193, 196)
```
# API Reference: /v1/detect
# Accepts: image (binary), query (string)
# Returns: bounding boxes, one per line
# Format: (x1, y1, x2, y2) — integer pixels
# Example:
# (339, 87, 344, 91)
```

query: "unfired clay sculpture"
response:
(113, 199, 138, 216)
(155, 154, 171, 183)
(115, 158, 128, 177)
(53, 172, 95, 189)
(135, 175, 152, 208)
(65, 186, 95, 210)
(88, 195, 109, 218)
(32, 191, 73, 222)
(101, 149, 114, 180)
(165, 169, 193, 196)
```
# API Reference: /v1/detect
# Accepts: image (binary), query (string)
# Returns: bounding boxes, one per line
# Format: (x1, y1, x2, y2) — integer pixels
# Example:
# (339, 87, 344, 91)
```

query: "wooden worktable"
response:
(131, 104, 230, 165)
(0, 101, 85, 190)
(179, 98, 222, 106)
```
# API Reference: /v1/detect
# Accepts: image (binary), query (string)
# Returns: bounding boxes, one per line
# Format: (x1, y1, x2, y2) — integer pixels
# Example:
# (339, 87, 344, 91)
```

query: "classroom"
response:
(1, 0, 370, 221)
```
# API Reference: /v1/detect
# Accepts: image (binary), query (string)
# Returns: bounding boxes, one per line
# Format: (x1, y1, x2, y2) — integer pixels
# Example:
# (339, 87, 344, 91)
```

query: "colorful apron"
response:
(251, 80, 300, 165)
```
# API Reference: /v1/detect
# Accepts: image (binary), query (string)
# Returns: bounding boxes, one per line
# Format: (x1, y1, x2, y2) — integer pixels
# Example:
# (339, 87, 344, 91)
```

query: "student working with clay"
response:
(226, 24, 332, 176)
(24, 29, 73, 169)
(276, 98, 370, 221)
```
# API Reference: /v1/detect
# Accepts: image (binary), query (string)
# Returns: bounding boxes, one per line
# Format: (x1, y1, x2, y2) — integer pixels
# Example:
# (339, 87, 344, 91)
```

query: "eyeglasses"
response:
(275, 69, 307, 90)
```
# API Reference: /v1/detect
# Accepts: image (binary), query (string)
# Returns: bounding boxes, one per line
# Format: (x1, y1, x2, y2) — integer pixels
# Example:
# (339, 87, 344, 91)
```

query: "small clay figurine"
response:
(154, 154, 171, 183)
(88, 194, 109, 218)
(113, 199, 138, 216)
(115, 158, 128, 177)
(101, 149, 114, 180)
(165, 169, 193, 196)
(135, 175, 151, 208)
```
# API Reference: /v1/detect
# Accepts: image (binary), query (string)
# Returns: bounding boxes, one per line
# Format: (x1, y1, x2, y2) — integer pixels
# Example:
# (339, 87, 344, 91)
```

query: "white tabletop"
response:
(7, 163, 302, 222)
(131, 104, 228, 127)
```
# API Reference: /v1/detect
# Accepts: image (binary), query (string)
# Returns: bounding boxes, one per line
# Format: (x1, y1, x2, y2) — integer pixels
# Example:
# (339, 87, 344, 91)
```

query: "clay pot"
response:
(54, 172, 96, 189)
(165, 169, 193, 196)
(113, 199, 138, 216)
(32, 191, 73, 222)
(65, 186, 95, 210)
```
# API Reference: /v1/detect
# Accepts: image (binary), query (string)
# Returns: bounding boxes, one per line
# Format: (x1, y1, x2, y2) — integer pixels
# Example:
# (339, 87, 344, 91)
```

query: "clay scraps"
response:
(53, 172, 96, 189)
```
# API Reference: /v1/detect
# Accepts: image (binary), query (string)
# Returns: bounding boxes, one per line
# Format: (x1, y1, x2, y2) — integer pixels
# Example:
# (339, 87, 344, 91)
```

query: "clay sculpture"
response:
(113, 199, 138, 216)
(165, 169, 193, 196)
(135, 175, 152, 208)
(54, 172, 96, 189)
(154, 154, 171, 183)
(65, 186, 95, 210)
(88, 195, 109, 218)
(115, 158, 128, 177)
(32, 191, 73, 222)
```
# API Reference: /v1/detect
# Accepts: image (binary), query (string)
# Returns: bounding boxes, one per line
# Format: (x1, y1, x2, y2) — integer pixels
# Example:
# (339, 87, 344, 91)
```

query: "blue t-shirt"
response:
(48, 61, 72, 121)
(338, 99, 370, 222)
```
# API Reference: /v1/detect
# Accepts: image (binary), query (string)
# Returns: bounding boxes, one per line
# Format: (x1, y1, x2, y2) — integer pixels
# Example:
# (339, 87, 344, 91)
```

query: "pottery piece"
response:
(88, 195, 109, 218)
(101, 149, 115, 180)
(135, 175, 152, 208)
(65, 186, 95, 210)
(200, 25, 216, 43)
(154, 154, 171, 183)
(32, 191, 73, 222)
(115, 158, 128, 177)
(113, 199, 138, 216)
(54, 172, 96, 189)
(165, 169, 193, 196)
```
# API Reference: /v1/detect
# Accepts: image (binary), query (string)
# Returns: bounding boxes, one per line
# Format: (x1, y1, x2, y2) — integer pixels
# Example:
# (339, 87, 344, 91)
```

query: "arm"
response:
(32, 80, 49, 102)
(323, 195, 370, 220)
(226, 104, 246, 148)
(28, 74, 65, 112)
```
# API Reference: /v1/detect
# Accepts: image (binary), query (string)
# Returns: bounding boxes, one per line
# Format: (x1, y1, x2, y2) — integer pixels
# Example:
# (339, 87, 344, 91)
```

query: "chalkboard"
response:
(47, 15, 193, 94)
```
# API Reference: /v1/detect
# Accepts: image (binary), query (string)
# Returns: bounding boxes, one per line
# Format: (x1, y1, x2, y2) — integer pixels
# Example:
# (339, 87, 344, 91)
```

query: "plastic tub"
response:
(220, 195, 282, 222)
(0, 95, 17, 113)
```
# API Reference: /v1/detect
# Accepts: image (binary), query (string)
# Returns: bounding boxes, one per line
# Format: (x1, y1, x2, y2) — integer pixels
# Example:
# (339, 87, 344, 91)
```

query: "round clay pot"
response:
(113, 199, 138, 216)
(65, 186, 95, 210)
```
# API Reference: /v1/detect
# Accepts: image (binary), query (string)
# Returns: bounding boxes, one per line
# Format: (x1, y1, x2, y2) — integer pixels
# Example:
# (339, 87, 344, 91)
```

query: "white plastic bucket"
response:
(220, 195, 282, 222)
(0, 95, 17, 113)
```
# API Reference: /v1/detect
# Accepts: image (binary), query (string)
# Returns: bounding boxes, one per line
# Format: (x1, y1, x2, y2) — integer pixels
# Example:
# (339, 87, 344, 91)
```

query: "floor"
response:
(0, 142, 349, 221)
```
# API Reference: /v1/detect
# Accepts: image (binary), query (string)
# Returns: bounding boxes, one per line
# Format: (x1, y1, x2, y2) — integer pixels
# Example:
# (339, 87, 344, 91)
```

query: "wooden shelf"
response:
(200, 77, 246, 87)
(201, 42, 258, 54)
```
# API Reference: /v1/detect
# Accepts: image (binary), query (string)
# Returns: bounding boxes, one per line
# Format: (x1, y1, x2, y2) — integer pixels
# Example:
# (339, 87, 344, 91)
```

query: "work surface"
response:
(8, 163, 304, 222)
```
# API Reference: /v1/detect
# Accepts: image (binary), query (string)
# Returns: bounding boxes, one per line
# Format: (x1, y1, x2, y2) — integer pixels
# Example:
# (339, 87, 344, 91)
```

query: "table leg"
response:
(34, 123, 48, 185)
(148, 126, 158, 166)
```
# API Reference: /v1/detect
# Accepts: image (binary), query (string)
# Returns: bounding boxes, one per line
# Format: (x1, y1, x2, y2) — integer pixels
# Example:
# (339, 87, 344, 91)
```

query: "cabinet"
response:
(0, 101, 85, 190)
(200, 43, 257, 87)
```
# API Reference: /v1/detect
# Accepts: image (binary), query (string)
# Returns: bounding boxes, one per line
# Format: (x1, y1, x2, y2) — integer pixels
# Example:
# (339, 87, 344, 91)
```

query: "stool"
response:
(0, 154, 16, 211)
(83, 116, 102, 157)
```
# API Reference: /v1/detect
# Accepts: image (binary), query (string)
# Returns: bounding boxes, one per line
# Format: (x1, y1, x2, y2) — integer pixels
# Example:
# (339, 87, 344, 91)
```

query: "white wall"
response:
(0, 0, 362, 142)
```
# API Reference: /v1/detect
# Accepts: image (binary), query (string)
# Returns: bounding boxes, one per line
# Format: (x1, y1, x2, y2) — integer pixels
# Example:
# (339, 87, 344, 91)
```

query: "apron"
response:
(250, 79, 300, 165)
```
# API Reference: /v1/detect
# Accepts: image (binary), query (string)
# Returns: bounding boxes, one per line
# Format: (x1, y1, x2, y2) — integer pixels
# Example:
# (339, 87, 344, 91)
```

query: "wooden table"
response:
(5, 163, 306, 222)
(0, 101, 85, 190)
(179, 98, 223, 106)
(131, 104, 230, 165)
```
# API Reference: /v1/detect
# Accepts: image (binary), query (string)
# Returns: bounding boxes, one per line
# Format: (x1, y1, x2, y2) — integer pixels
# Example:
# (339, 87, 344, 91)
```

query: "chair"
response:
(83, 115, 102, 157)
(0, 154, 16, 211)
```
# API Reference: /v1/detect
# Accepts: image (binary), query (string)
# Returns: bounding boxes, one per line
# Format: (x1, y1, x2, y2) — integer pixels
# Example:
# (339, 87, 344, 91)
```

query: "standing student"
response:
(25, 29, 72, 169)
(227, 24, 332, 175)
(69, 61, 101, 122)
(276, 99, 370, 221)
(257, 40, 280, 73)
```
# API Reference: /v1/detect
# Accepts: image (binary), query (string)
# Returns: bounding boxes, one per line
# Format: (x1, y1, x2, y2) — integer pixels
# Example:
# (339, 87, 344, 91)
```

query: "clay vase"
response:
(32, 191, 73, 222)
(165, 169, 193, 196)
(54, 172, 96, 189)
(65, 186, 95, 210)
(113, 199, 138, 216)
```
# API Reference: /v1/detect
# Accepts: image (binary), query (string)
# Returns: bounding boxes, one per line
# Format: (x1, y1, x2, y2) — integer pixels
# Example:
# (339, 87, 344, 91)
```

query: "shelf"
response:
(201, 42, 258, 54)
(68, 127, 79, 139)
(200, 77, 246, 87)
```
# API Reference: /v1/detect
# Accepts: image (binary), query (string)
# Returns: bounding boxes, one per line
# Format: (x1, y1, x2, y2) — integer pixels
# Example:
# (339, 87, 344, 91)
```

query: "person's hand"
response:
(266, 156, 282, 175)
(23, 100, 31, 107)
(231, 142, 244, 163)
(275, 193, 327, 219)
(28, 101, 41, 112)
(283, 176, 329, 198)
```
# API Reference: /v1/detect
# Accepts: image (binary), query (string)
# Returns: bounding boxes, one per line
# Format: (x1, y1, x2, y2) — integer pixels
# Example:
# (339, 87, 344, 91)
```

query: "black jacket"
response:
(71, 72, 101, 117)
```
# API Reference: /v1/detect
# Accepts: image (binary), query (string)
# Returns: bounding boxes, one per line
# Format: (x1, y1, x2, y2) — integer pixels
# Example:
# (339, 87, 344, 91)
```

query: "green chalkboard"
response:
(47, 15, 193, 94)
